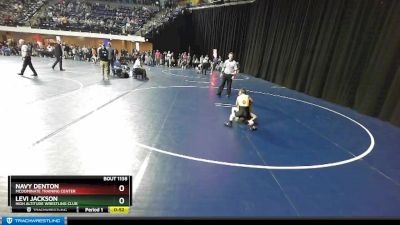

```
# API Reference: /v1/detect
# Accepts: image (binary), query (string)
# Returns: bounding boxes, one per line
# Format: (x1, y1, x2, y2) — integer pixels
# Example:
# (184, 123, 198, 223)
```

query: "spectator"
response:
(106, 42, 116, 76)
(98, 44, 110, 81)
(132, 57, 148, 80)
(52, 38, 65, 71)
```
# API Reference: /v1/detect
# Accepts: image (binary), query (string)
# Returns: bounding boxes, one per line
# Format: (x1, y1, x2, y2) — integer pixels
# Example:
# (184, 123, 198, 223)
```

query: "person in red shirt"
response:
(155, 50, 161, 66)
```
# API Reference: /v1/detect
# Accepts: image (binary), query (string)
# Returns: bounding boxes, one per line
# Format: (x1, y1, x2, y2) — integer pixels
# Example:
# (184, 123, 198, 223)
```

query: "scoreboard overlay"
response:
(8, 176, 132, 214)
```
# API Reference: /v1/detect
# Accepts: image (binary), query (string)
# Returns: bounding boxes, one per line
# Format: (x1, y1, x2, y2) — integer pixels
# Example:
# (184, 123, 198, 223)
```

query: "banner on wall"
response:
(213, 49, 217, 59)
(136, 42, 140, 51)
(34, 34, 42, 42)
(190, 0, 200, 6)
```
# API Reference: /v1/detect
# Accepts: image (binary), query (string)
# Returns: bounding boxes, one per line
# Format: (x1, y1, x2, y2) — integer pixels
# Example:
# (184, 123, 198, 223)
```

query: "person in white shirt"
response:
(216, 52, 238, 97)
(17, 39, 38, 77)
(166, 51, 172, 67)
(46, 45, 53, 53)
(132, 57, 148, 80)
(224, 88, 257, 131)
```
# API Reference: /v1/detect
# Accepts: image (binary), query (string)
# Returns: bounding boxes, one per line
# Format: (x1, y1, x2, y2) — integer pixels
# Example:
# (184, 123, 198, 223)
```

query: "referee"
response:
(52, 39, 65, 71)
(17, 39, 38, 77)
(216, 52, 238, 97)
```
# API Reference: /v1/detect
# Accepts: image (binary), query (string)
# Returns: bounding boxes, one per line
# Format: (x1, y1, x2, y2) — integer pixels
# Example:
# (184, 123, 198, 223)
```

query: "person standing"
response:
(98, 44, 110, 81)
(106, 42, 115, 76)
(211, 55, 219, 72)
(52, 39, 65, 71)
(17, 39, 38, 77)
(201, 55, 209, 75)
(166, 51, 172, 67)
(216, 52, 238, 97)
(91, 47, 98, 63)
(181, 52, 188, 69)
(155, 50, 161, 66)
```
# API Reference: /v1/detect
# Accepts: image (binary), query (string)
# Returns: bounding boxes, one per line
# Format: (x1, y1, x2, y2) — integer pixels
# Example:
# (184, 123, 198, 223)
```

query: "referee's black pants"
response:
(217, 73, 233, 96)
(20, 56, 37, 75)
(52, 56, 63, 70)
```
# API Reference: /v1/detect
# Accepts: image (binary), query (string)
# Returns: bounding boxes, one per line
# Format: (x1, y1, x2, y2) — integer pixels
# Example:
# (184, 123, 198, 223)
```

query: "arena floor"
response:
(0, 56, 400, 217)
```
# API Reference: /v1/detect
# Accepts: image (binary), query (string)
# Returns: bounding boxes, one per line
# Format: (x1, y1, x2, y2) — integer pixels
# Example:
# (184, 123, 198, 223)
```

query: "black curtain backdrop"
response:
(152, 5, 251, 62)
(189, 4, 251, 63)
(150, 12, 194, 54)
(152, 0, 400, 126)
